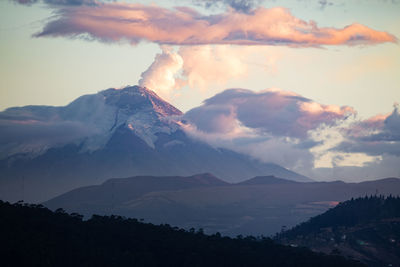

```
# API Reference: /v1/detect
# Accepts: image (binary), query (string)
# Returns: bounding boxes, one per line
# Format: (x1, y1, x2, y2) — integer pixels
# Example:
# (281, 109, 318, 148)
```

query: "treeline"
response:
(0, 200, 364, 267)
(277, 195, 400, 239)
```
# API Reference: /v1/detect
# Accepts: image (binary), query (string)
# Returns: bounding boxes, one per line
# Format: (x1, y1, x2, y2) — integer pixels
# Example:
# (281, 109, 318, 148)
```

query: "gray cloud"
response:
(334, 141, 400, 157)
(12, 0, 38, 5)
(311, 154, 400, 182)
(0, 101, 104, 159)
(318, 0, 333, 9)
(334, 106, 400, 156)
(0, 120, 94, 144)
(192, 0, 265, 13)
(44, 0, 97, 5)
(0, 119, 97, 159)
(12, 0, 97, 6)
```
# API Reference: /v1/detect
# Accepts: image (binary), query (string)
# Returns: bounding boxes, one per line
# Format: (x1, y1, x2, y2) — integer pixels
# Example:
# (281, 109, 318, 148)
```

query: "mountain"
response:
(0, 86, 310, 203)
(0, 200, 364, 267)
(236, 175, 297, 185)
(44, 175, 400, 237)
(276, 195, 400, 266)
(44, 173, 228, 215)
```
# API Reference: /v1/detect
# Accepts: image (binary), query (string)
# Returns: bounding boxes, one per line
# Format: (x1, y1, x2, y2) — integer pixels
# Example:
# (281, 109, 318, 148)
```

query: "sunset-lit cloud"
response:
(184, 88, 355, 138)
(180, 88, 400, 175)
(138, 45, 270, 99)
(180, 88, 357, 173)
(34, 3, 396, 46)
(179, 45, 252, 91)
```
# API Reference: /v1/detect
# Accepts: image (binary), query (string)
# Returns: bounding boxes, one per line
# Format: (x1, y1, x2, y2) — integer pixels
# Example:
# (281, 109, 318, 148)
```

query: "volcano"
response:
(0, 86, 310, 202)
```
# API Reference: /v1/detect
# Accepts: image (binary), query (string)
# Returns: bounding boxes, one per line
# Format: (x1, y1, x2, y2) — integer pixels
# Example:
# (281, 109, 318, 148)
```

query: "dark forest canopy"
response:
(0, 200, 364, 267)
(277, 195, 400, 239)
(275, 196, 400, 267)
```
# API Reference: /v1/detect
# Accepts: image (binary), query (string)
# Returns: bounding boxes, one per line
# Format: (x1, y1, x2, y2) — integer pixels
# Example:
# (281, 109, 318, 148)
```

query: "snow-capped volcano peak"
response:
(100, 86, 182, 117)
(71, 85, 183, 150)
(0, 86, 183, 157)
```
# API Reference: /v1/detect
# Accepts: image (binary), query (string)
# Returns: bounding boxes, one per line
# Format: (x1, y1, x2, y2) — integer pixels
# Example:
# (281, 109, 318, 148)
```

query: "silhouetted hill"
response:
(276, 196, 400, 266)
(44, 173, 228, 214)
(0, 200, 364, 267)
(44, 176, 400, 236)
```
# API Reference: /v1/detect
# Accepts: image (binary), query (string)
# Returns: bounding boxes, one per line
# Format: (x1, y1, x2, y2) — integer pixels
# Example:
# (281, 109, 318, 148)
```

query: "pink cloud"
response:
(343, 112, 391, 139)
(35, 3, 396, 46)
(184, 88, 355, 138)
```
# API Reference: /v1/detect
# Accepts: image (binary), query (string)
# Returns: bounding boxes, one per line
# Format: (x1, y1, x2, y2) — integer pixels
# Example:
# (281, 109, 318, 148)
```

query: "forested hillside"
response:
(277, 196, 400, 266)
(0, 200, 363, 267)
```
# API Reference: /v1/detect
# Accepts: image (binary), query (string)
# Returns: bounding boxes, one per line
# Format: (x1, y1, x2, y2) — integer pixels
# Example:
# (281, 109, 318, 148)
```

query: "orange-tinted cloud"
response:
(35, 3, 396, 46)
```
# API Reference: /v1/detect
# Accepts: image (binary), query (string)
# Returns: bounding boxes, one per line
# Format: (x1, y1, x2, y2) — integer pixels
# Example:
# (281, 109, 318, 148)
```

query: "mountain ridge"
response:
(44, 175, 400, 236)
(237, 175, 298, 185)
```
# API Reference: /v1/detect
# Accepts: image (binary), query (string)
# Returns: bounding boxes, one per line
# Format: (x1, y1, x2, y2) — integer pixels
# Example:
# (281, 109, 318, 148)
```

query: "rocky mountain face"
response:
(0, 86, 309, 203)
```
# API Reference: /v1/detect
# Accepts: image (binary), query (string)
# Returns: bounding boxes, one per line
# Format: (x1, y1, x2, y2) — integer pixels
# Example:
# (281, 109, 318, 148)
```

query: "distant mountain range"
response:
(44, 173, 400, 237)
(0, 86, 309, 203)
(276, 196, 400, 266)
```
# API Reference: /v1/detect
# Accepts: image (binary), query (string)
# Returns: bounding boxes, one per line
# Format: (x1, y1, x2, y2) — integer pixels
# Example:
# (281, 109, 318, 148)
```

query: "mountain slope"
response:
(276, 195, 400, 266)
(44, 173, 228, 215)
(0, 86, 309, 203)
(44, 176, 400, 237)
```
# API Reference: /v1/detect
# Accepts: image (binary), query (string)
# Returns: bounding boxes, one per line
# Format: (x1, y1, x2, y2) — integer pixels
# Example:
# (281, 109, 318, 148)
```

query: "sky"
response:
(1, 0, 400, 181)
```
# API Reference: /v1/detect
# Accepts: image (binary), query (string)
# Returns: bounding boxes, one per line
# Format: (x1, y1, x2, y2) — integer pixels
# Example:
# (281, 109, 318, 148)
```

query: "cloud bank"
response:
(33, 3, 396, 46)
(180, 88, 357, 173)
(180, 89, 399, 179)
(0, 118, 96, 158)
(335, 105, 400, 156)
(184, 88, 355, 138)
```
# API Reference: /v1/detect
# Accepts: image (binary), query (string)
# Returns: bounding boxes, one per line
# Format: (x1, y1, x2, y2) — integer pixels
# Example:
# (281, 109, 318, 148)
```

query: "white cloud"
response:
(139, 46, 184, 100)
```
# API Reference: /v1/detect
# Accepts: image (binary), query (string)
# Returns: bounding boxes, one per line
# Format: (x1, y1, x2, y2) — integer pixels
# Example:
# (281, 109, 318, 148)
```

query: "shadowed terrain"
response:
(276, 196, 400, 266)
(44, 174, 400, 236)
(0, 200, 365, 267)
